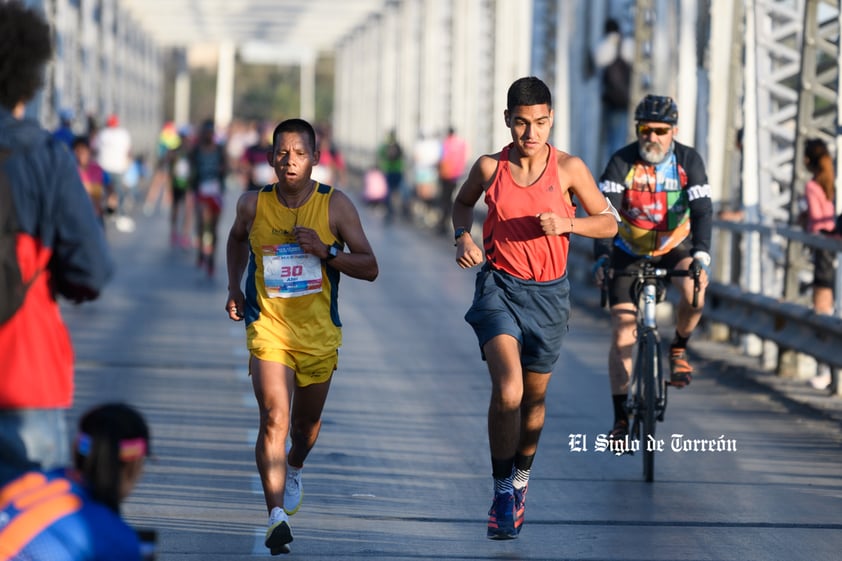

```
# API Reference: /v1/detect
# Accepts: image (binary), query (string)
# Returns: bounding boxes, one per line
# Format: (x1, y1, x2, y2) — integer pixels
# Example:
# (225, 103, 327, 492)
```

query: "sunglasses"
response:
(637, 125, 672, 137)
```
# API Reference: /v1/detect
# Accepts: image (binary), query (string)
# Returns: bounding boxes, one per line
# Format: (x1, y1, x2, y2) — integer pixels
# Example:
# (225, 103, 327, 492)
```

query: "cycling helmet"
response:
(634, 95, 678, 124)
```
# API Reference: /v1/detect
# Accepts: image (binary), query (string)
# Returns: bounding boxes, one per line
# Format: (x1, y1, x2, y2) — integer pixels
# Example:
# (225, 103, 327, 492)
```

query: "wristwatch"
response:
(454, 227, 470, 244)
(326, 244, 340, 260)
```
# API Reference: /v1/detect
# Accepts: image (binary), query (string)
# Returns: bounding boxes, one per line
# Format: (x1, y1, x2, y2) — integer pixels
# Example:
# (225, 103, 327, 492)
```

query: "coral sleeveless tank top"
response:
(483, 144, 575, 282)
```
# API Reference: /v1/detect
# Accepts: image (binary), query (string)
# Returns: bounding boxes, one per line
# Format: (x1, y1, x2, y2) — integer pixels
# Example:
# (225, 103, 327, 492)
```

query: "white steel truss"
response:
(742, 0, 806, 302)
(783, 0, 840, 300)
(778, 0, 840, 374)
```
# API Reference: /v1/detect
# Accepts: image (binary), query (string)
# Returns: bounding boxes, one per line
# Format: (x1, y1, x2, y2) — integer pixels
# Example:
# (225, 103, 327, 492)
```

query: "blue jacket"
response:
(0, 469, 142, 560)
(0, 106, 113, 408)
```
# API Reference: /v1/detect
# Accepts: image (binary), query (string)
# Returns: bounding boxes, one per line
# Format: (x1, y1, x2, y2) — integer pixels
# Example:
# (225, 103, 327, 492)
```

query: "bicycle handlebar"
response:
(599, 263, 702, 309)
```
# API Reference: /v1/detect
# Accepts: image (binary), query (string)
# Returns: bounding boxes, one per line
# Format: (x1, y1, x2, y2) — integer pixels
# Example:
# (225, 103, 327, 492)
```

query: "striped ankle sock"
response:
(513, 468, 530, 490)
(493, 477, 514, 495)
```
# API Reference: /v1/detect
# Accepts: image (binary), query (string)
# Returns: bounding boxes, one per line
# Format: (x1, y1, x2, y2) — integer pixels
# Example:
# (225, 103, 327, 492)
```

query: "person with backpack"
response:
(594, 18, 634, 167)
(0, 1, 113, 486)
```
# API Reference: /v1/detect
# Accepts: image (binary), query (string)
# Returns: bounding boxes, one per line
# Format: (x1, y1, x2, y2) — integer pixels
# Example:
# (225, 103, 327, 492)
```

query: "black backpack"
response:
(0, 149, 34, 324)
(601, 49, 631, 109)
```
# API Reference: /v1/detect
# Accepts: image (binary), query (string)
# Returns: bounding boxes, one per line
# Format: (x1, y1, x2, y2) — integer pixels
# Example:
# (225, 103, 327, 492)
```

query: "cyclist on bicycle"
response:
(593, 94, 712, 444)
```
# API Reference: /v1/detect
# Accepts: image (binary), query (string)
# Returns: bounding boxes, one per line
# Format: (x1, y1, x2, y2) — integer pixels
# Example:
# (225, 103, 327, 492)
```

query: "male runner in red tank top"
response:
(452, 76, 619, 540)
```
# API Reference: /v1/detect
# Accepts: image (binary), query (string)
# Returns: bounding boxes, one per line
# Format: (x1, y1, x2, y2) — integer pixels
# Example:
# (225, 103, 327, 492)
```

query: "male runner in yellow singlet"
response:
(225, 118, 378, 555)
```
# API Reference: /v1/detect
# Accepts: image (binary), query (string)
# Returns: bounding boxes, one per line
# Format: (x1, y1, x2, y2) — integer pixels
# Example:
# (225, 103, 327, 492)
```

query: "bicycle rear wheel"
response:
(639, 330, 658, 482)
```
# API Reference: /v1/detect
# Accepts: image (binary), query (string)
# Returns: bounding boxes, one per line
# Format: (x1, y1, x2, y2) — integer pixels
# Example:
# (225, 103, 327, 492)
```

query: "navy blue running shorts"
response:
(464, 264, 570, 373)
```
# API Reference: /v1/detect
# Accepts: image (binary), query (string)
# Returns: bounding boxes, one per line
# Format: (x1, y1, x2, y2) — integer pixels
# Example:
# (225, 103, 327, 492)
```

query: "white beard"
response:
(639, 141, 674, 164)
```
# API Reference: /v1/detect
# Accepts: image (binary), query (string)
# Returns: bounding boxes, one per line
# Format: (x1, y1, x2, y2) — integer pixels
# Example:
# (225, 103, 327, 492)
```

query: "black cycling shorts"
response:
(813, 248, 836, 289)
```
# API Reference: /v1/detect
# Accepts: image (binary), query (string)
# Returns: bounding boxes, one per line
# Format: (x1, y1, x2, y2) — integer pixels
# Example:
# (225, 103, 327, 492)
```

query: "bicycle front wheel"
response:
(639, 329, 659, 482)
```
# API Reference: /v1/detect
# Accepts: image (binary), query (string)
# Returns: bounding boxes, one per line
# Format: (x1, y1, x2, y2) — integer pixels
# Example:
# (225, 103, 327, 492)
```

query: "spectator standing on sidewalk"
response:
(73, 135, 113, 230)
(802, 138, 837, 390)
(437, 126, 468, 234)
(96, 113, 134, 231)
(593, 18, 634, 167)
(52, 108, 76, 150)
(0, 403, 152, 560)
(0, 0, 113, 486)
(378, 129, 406, 223)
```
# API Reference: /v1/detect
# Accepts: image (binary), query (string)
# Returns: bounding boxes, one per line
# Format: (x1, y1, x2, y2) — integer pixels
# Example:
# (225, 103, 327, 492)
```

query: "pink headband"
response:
(76, 433, 148, 462)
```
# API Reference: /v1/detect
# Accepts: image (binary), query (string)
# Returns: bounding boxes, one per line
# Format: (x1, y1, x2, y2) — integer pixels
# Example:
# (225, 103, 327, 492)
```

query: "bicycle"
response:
(600, 260, 701, 482)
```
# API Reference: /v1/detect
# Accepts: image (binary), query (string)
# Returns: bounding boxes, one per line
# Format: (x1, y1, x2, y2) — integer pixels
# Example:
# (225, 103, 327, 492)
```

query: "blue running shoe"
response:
(487, 491, 517, 540)
(513, 484, 528, 534)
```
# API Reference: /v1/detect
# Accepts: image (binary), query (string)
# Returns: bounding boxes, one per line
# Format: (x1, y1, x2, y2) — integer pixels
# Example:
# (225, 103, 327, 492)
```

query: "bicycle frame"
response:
(602, 261, 700, 482)
(630, 281, 668, 421)
(627, 279, 667, 483)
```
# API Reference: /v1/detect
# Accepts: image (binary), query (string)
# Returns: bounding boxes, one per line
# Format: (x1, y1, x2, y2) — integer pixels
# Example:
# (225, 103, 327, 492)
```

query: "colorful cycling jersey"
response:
(0, 469, 142, 561)
(597, 141, 712, 257)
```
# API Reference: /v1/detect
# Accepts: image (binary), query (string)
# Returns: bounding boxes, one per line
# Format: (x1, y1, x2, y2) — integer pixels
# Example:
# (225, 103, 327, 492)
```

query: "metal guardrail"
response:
(705, 282, 842, 369)
(715, 219, 842, 253)
(710, 220, 841, 394)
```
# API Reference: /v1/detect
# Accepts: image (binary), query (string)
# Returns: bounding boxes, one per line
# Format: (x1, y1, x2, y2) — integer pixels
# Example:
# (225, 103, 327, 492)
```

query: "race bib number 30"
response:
(263, 244, 323, 298)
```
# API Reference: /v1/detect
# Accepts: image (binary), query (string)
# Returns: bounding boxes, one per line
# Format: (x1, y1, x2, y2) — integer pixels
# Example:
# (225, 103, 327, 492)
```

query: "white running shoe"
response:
(284, 465, 303, 515)
(114, 215, 136, 233)
(265, 507, 292, 554)
(809, 371, 832, 390)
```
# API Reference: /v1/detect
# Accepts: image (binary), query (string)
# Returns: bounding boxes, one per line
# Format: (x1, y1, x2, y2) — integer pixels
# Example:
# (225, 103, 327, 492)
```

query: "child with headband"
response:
(0, 403, 152, 560)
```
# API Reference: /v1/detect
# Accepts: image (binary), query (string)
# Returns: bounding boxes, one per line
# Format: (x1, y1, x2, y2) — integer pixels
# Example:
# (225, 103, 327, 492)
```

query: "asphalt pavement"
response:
(60, 185, 842, 561)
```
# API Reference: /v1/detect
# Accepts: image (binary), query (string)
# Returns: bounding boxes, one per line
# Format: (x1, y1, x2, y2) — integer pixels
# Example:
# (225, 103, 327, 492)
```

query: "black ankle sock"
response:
(514, 453, 535, 472)
(612, 394, 627, 424)
(491, 456, 515, 495)
(671, 331, 690, 350)
(491, 456, 515, 480)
